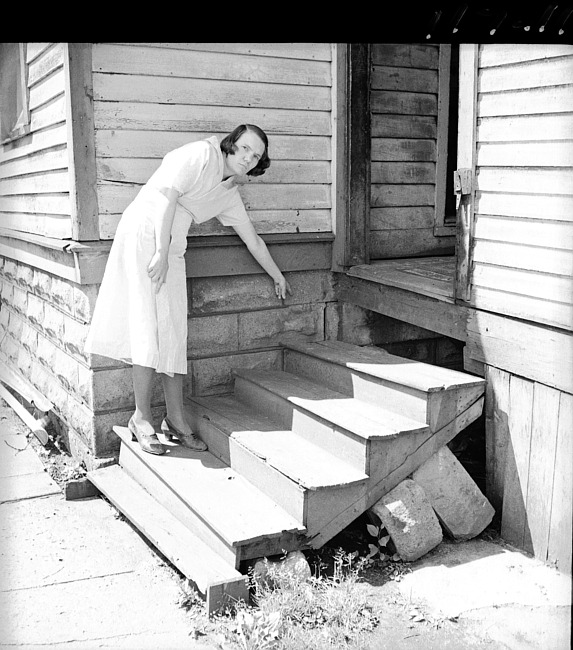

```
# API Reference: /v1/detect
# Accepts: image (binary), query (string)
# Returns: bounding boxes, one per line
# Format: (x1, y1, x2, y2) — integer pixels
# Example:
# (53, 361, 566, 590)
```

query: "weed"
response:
(365, 523, 401, 566)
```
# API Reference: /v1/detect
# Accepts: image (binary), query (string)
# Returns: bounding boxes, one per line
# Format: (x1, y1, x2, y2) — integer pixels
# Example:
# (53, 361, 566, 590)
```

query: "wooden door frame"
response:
(332, 43, 371, 271)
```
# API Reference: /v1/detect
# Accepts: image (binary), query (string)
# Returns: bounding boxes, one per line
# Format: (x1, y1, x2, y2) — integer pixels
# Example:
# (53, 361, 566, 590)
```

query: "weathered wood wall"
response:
(91, 43, 334, 240)
(369, 43, 455, 259)
(472, 44, 573, 331)
(486, 365, 572, 574)
(0, 43, 72, 239)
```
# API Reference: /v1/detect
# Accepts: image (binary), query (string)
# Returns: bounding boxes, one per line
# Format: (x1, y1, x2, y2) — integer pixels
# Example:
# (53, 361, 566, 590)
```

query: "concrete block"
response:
(26, 293, 44, 328)
(42, 303, 65, 341)
(370, 479, 443, 562)
(73, 284, 98, 324)
(92, 366, 163, 412)
(187, 313, 239, 357)
(11, 285, 27, 315)
(62, 315, 90, 362)
(0, 280, 13, 306)
(21, 322, 38, 354)
(31, 268, 52, 301)
(2, 259, 17, 282)
(36, 333, 57, 370)
(50, 276, 73, 315)
(412, 445, 495, 540)
(13, 261, 34, 289)
(239, 304, 324, 350)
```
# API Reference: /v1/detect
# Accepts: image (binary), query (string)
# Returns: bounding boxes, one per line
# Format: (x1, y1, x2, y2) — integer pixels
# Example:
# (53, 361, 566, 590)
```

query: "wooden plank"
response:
(479, 44, 573, 68)
(121, 42, 333, 61)
(371, 184, 434, 207)
(0, 171, 69, 195)
(371, 162, 435, 185)
(64, 44, 100, 241)
(93, 101, 331, 136)
(26, 43, 52, 64)
(478, 85, 573, 117)
(371, 43, 439, 69)
(0, 213, 72, 239)
(484, 365, 510, 517)
(477, 114, 573, 142)
(470, 286, 573, 332)
(0, 147, 68, 180)
(476, 193, 573, 222)
(371, 90, 437, 115)
(92, 44, 332, 86)
(348, 257, 455, 301)
(94, 130, 331, 161)
(501, 375, 534, 552)
(93, 73, 331, 111)
(370, 206, 435, 231)
(371, 114, 437, 139)
(0, 194, 70, 216)
(97, 158, 331, 185)
(479, 56, 573, 93)
(526, 383, 560, 561)
(27, 43, 65, 87)
(371, 65, 438, 93)
(0, 236, 77, 281)
(434, 44, 453, 236)
(28, 67, 66, 111)
(0, 124, 67, 164)
(337, 273, 467, 341)
(29, 95, 66, 132)
(466, 310, 573, 394)
(547, 391, 573, 574)
(473, 263, 573, 304)
(477, 168, 573, 195)
(331, 42, 347, 273)
(371, 138, 435, 162)
(477, 141, 573, 167)
(99, 209, 332, 240)
(369, 228, 454, 259)
(473, 215, 573, 249)
(87, 464, 248, 604)
(97, 182, 331, 215)
(473, 239, 573, 276)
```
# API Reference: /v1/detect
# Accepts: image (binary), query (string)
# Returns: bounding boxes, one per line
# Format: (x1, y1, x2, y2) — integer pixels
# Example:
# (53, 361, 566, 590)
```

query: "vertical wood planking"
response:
(501, 375, 534, 552)
(484, 365, 510, 517)
(64, 43, 100, 240)
(547, 391, 572, 574)
(526, 383, 560, 561)
(332, 43, 348, 272)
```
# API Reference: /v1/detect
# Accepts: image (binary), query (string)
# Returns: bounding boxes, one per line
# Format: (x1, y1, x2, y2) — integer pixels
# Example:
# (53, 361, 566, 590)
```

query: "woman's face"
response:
(224, 131, 266, 178)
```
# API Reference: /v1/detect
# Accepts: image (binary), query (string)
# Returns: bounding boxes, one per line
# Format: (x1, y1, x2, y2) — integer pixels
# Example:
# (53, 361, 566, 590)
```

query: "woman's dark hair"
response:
(220, 124, 271, 177)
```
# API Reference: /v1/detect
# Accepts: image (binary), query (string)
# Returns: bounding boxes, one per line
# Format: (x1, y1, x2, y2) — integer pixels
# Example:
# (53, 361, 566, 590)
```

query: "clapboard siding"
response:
(369, 43, 454, 258)
(0, 43, 72, 239)
(472, 44, 573, 331)
(92, 43, 334, 240)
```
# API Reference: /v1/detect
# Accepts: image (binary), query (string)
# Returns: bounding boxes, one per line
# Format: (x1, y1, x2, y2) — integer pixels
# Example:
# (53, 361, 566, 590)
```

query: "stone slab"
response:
(0, 435, 46, 477)
(370, 478, 442, 562)
(0, 494, 159, 591)
(412, 445, 495, 540)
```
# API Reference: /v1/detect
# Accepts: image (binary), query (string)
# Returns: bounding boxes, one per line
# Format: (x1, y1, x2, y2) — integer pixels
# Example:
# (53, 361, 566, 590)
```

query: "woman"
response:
(85, 125, 291, 455)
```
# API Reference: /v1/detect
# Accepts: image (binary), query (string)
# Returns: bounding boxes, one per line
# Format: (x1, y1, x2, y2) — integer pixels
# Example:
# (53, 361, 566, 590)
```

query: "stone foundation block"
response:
(412, 445, 495, 540)
(370, 479, 442, 562)
(252, 551, 311, 589)
(187, 313, 239, 356)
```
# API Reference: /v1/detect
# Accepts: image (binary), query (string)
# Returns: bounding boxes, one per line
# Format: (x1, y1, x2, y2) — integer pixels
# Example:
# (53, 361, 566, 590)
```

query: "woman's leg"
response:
(161, 373, 192, 433)
(132, 364, 157, 434)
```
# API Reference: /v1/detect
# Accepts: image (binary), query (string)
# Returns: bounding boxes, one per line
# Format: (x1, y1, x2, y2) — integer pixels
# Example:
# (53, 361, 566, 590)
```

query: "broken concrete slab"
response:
(370, 478, 442, 562)
(412, 445, 495, 540)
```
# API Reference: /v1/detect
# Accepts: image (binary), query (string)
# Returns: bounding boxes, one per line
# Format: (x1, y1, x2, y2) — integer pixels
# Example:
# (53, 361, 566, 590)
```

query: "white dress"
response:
(84, 137, 250, 376)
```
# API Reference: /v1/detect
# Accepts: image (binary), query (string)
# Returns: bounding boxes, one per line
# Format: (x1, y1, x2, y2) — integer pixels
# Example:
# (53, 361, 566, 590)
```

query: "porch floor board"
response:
(348, 256, 456, 303)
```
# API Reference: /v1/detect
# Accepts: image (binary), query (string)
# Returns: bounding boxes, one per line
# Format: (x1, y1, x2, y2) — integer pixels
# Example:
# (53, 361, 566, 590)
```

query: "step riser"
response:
(119, 443, 239, 569)
(189, 408, 307, 524)
(284, 350, 430, 424)
(234, 377, 369, 473)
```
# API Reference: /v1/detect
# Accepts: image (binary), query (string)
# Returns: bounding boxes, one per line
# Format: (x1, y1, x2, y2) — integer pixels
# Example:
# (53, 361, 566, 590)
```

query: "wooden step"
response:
(283, 340, 485, 431)
(189, 395, 368, 531)
(87, 464, 249, 616)
(232, 369, 429, 474)
(114, 426, 306, 567)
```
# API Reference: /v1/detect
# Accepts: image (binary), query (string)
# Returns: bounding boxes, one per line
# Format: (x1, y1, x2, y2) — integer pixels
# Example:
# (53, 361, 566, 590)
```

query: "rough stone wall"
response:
(0, 257, 101, 466)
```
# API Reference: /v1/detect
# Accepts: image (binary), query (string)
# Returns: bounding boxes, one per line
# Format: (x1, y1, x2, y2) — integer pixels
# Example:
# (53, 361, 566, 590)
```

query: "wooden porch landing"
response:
(347, 257, 456, 304)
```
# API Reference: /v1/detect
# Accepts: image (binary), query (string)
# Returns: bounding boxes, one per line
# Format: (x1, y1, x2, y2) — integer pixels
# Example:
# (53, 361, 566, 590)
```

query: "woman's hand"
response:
(274, 276, 292, 300)
(147, 250, 169, 292)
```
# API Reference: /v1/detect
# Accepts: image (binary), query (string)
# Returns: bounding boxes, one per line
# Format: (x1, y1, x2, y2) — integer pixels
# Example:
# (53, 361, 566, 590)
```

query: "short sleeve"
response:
(147, 141, 211, 195)
(216, 190, 250, 227)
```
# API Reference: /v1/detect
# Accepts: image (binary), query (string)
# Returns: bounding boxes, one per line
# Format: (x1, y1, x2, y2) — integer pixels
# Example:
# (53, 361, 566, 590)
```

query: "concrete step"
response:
(232, 368, 429, 474)
(189, 394, 368, 531)
(87, 464, 249, 616)
(113, 426, 306, 568)
(283, 340, 485, 431)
